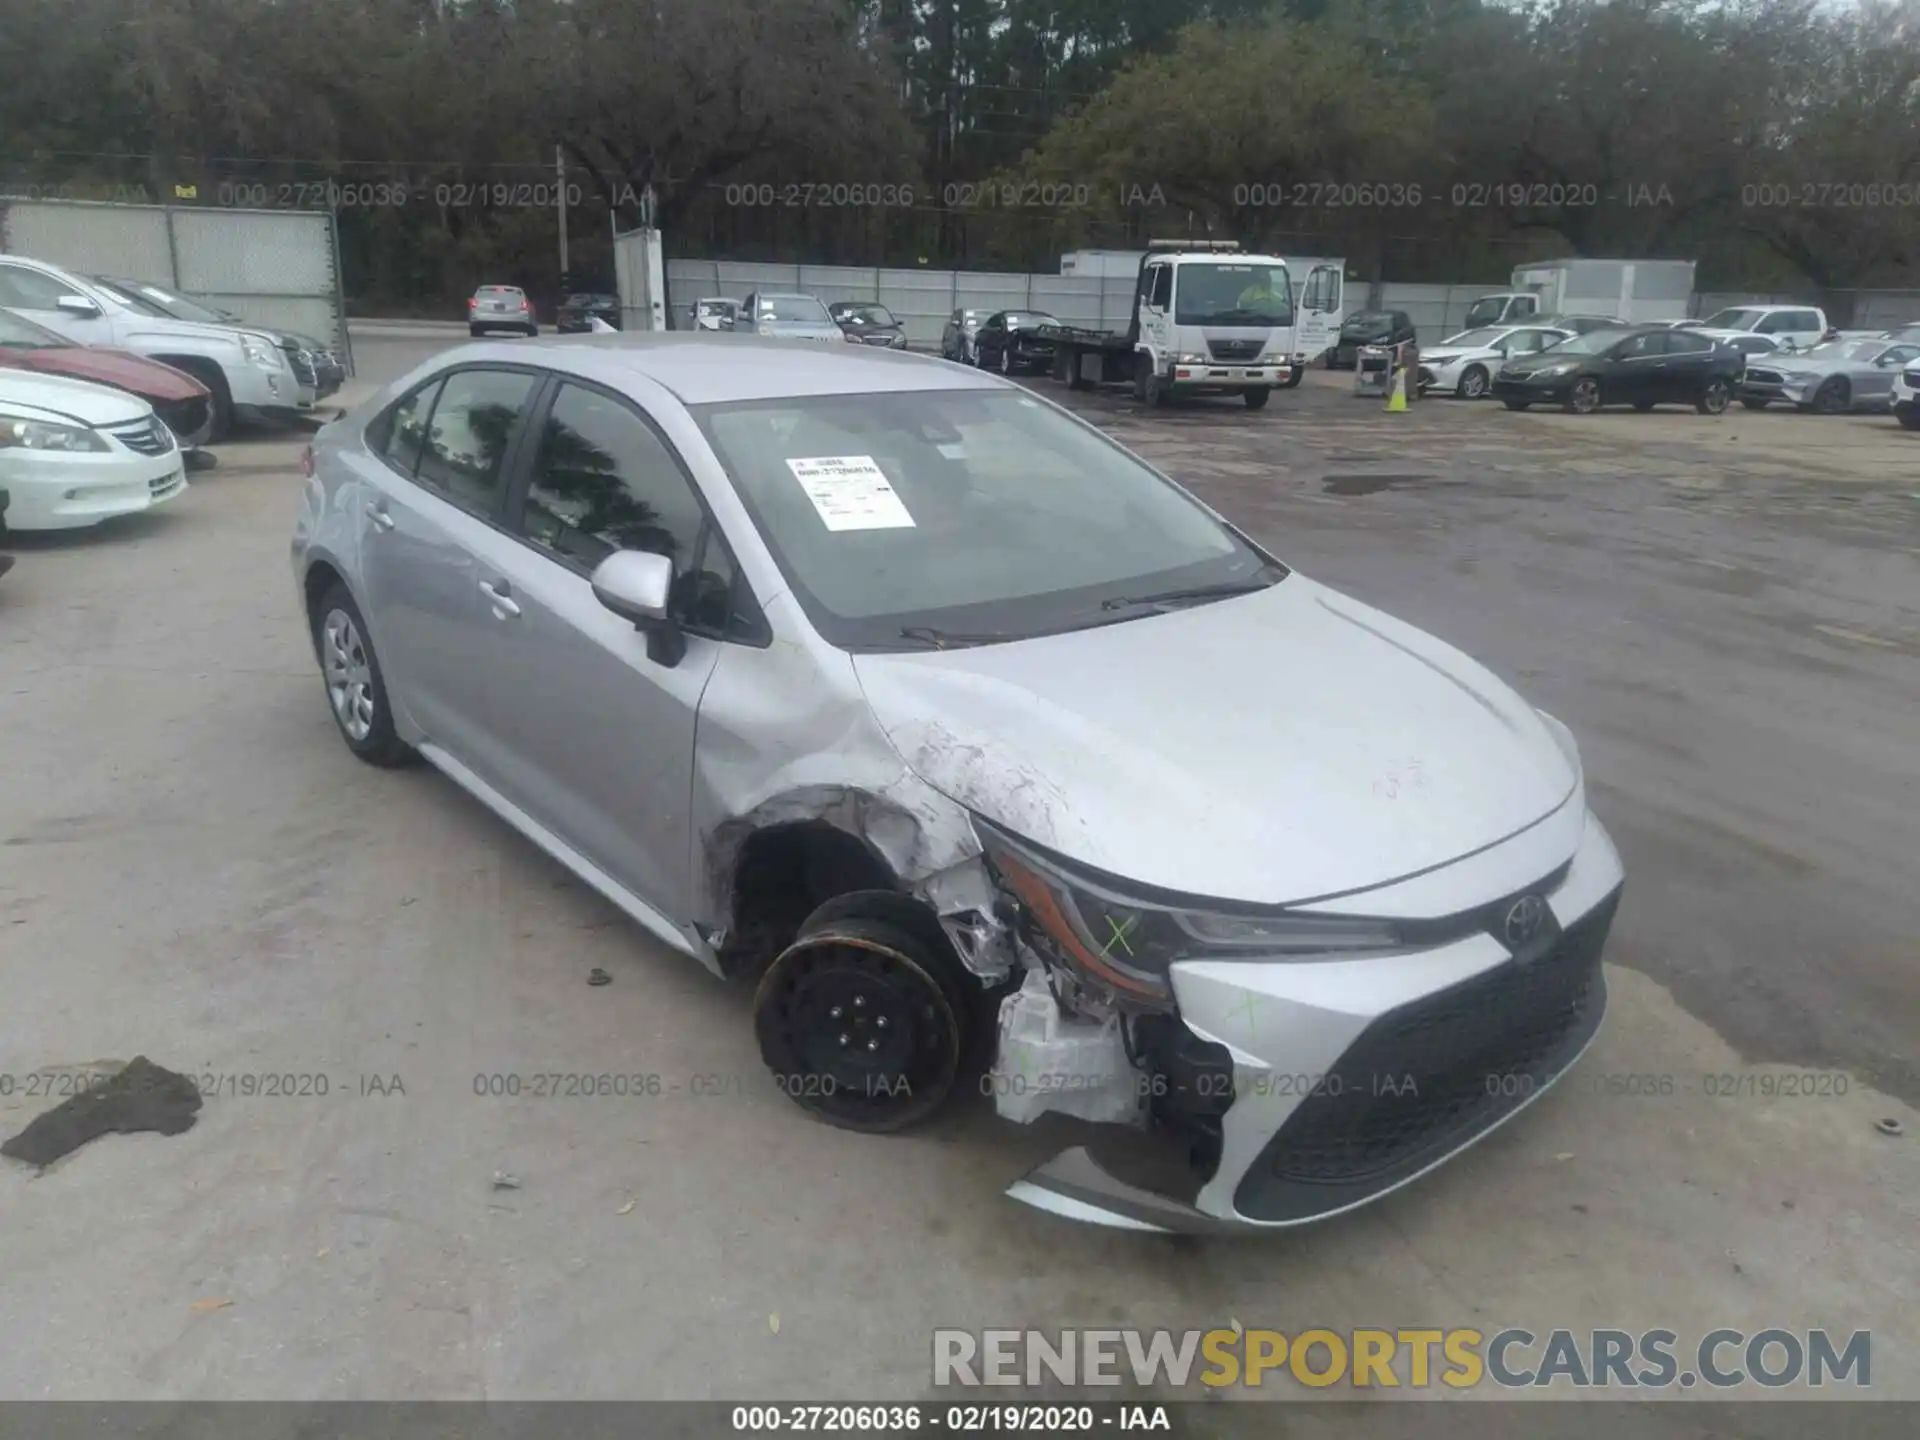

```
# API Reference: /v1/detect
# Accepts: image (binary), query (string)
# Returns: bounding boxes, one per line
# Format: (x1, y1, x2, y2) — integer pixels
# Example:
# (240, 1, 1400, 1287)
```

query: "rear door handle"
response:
(479, 580, 521, 618)
(364, 502, 396, 531)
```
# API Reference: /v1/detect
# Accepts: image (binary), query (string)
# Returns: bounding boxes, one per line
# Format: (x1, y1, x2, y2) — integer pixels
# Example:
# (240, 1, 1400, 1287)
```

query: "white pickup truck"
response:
(0, 254, 308, 440)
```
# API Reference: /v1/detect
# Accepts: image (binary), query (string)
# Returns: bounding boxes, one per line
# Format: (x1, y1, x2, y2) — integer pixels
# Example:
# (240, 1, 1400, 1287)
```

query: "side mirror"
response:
(56, 295, 103, 318)
(590, 550, 685, 666)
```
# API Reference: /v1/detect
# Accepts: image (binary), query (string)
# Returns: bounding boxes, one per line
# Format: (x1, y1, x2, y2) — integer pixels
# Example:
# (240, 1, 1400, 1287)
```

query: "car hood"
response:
(1500, 351, 1587, 376)
(0, 369, 153, 426)
(851, 577, 1578, 905)
(1419, 346, 1491, 364)
(0, 346, 207, 400)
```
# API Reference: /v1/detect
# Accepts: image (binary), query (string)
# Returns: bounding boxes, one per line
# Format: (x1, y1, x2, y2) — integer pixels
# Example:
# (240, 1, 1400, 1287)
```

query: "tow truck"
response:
(1044, 240, 1301, 409)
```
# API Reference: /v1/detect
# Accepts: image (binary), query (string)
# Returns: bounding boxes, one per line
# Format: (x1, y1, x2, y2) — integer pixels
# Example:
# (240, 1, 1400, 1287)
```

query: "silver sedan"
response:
(1739, 337, 1920, 412)
(291, 335, 1623, 1234)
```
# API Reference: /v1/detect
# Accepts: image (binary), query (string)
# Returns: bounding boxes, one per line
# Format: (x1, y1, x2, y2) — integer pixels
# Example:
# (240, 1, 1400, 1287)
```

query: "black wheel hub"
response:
(755, 937, 962, 1130)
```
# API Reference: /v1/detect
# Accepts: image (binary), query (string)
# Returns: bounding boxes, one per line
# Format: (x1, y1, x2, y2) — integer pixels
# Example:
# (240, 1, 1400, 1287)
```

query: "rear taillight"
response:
(300, 444, 314, 478)
(468, 298, 478, 309)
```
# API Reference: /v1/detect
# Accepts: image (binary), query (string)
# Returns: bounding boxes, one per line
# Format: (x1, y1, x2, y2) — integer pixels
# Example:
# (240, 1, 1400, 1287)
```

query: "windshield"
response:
(1173, 263, 1291, 327)
(1441, 328, 1507, 348)
(759, 297, 831, 324)
(1463, 299, 1516, 328)
(0, 308, 68, 348)
(1002, 311, 1056, 329)
(1801, 340, 1879, 362)
(841, 306, 896, 325)
(1342, 312, 1392, 335)
(92, 276, 230, 324)
(1700, 308, 1762, 330)
(1545, 330, 1636, 356)
(696, 301, 733, 315)
(691, 388, 1280, 650)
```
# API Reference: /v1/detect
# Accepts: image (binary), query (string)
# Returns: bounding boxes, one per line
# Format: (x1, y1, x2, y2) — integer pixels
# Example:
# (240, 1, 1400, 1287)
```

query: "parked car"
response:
(1875, 322, 1920, 344)
(292, 333, 1625, 1233)
(1891, 359, 1920, 429)
(0, 369, 189, 530)
(1493, 325, 1743, 414)
(829, 302, 908, 350)
(940, 308, 991, 364)
(0, 307, 215, 450)
(1738, 336, 1920, 413)
(1327, 310, 1417, 369)
(558, 293, 622, 333)
(972, 310, 1060, 375)
(88, 275, 344, 404)
(1417, 324, 1574, 399)
(469, 285, 538, 337)
(0, 254, 305, 440)
(0, 487, 11, 576)
(736, 292, 847, 342)
(1717, 334, 1785, 364)
(688, 298, 739, 332)
(1687, 304, 1832, 352)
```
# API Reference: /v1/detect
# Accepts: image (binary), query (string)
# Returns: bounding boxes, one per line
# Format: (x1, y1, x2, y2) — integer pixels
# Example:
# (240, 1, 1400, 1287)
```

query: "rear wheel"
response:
(1810, 378, 1849, 414)
(1243, 387, 1271, 410)
(310, 583, 412, 768)
(1697, 378, 1733, 415)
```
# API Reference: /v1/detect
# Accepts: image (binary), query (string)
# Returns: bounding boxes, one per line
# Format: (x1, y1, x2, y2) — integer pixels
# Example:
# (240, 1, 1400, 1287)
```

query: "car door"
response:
(1658, 329, 1715, 399)
(976, 313, 1006, 366)
(354, 365, 542, 775)
(1606, 331, 1666, 403)
(1862, 344, 1920, 402)
(458, 377, 748, 920)
(1296, 265, 1343, 359)
(0, 262, 119, 346)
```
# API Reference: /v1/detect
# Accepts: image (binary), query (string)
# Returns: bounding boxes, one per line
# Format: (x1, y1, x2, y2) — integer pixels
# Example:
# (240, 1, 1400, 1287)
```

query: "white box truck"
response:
(1055, 244, 1348, 391)
(1462, 258, 1697, 330)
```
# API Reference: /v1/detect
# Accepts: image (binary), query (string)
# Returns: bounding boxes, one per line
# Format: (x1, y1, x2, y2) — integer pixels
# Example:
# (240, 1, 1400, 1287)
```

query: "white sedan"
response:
(0, 371, 188, 531)
(1417, 324, 1575, 398)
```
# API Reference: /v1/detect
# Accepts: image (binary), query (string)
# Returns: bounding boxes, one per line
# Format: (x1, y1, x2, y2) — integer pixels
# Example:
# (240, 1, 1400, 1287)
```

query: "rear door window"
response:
(414, 368, 540, 518)
(375, 379, 445, 477)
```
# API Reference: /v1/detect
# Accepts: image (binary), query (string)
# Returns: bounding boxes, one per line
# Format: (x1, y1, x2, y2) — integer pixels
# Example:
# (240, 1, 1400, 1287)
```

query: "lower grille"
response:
(153, 395, 210, 441)
(863, 335, 894, 346)
(1234, 888, 1621, 1223)
(149, 470, 184, 498)
(106, 416, 177, 457)
(1208, 339, 1264, 362)
(1745, 368, 1784, 386)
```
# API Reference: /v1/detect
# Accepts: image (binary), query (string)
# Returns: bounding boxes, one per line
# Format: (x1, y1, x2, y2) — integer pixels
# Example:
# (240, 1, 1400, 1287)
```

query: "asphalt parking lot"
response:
(1, 326, 1915, 1410)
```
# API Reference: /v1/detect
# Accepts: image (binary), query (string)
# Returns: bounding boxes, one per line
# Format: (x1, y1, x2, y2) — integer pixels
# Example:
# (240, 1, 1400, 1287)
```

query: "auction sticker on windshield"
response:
(786, 455, 916, 531)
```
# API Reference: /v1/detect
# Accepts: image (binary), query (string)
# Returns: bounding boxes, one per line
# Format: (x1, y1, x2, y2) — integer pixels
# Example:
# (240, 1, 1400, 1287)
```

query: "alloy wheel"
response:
(322, 608, 376, 742)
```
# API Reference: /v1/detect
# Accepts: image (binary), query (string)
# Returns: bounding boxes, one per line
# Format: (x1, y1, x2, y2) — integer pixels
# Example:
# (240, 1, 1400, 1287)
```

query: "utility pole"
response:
(556, 143, 570, 294)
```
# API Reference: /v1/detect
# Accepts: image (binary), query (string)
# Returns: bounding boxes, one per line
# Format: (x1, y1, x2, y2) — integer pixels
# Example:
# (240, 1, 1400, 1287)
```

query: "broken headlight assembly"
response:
(976, 822, 1403, 1008)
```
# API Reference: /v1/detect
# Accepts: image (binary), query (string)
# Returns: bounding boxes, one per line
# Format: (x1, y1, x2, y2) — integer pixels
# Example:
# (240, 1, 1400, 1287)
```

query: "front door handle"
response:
(365, 502, 396, 531)
(479, 579, 521, 618)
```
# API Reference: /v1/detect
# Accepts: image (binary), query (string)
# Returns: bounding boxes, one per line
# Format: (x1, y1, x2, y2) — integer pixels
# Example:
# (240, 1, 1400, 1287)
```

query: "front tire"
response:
(1810, 378, 1848, 414)
(1697, 378, 1733, 415)
(1633, 400, 1656, 412)
(1243, 387, 1271, 410)
(1459, 365, 1490, 400)
(1740, 397, 1769, 410)
(1898, 408, 1920, 431)
(311, 583, 412, 768)
(1567, 377, 1602, 414)
(999, 344, 1013, 375)
(1503, 398, 1532, 411)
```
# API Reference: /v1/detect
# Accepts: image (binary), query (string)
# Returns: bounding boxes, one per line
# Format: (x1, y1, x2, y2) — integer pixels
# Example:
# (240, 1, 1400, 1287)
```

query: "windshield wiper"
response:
(893, 626, 1021, 650)
(1099, 578, 1275, 612)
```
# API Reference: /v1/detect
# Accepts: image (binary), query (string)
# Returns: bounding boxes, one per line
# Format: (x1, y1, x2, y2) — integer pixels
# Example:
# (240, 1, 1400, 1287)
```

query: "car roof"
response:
(753, 292, 821, 301)
(436, 333, 996, 405)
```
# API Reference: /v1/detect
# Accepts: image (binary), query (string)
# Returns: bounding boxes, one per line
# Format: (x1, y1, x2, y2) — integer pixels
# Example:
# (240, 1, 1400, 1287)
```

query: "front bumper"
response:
(1168, 361, 1290, 390)
(1008, 807, 1625, 1233)
(1492, 371, 1575, 403)
(0, 444, 188, 531)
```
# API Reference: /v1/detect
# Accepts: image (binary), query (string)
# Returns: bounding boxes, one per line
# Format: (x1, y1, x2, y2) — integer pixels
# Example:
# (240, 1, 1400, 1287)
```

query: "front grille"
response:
(1234, 888, 1621, 1223)
(152, 395, 210, 440)
(106, 416, 176, 457)
(282, 346, 316, 386)
(863, 334, 895, 346)
(1208, 338, 1264, 362)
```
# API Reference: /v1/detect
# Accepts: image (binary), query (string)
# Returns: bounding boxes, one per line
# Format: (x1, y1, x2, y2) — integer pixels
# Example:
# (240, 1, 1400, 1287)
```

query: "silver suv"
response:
(293, 334, 1624, 1233)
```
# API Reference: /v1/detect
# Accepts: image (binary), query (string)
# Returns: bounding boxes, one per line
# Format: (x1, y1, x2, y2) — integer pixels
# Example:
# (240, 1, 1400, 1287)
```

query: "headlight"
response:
(0, 411, 108, 452)
(241, 333, 283, 369)
(1177, 352, 1207, 365)
(843, 330, 861, 343)
(978, 824, 1402, 1006)
(756, 323, 776, 336)
(1535, 362, 1576, 377)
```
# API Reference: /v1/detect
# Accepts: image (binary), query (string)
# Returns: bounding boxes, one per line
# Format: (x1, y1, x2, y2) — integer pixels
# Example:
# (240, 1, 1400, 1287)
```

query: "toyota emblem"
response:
(1503, 895, 1548, 949)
